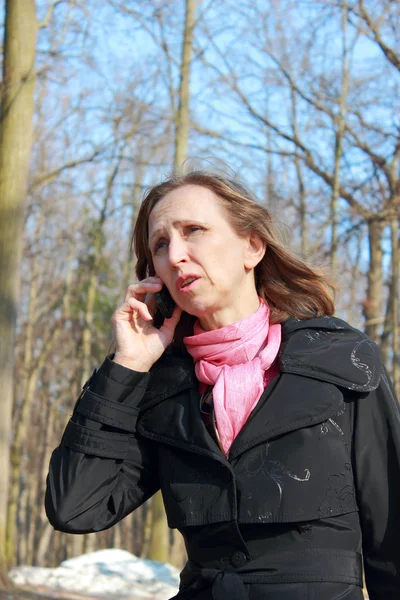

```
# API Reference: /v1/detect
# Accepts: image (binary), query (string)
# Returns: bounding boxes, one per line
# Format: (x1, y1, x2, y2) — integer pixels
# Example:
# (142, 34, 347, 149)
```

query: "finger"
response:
(124, 280, 162, 301)
(124, 280, 162, 303)
(159, 305, 182, 333)
(127, 297, 153, 321)
(111, 301, 135, 325)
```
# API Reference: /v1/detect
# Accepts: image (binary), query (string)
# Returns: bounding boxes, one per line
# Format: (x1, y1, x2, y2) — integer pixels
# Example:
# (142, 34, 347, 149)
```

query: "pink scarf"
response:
(183, 298, 282, 455)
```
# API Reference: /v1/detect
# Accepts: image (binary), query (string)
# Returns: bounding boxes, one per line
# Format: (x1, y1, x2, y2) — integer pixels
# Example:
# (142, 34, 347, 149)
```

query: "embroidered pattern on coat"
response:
(302, 329, 345, 345)
(349, 338, 376, 390)
(244, 444, 310, 508)
(320, 400, 345, 438)
(318, 471, 354, 515)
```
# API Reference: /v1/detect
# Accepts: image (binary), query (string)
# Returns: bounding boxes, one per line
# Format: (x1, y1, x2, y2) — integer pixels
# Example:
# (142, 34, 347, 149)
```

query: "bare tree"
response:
(4, 0, 398, 580)
(330, 0, 350, 272)
(174, 0, 196, 172)
(198, 0, 399, 349)
(0, 0, 38, 580)
(390, 217, 399, 396)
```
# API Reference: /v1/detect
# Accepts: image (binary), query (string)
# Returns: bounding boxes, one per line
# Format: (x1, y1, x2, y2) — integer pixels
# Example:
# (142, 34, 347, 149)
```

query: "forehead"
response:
(148, 185, 226, 234)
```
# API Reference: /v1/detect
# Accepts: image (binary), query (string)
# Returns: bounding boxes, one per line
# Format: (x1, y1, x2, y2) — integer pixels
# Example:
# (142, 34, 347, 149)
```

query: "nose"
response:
(167, 235, 189, 267)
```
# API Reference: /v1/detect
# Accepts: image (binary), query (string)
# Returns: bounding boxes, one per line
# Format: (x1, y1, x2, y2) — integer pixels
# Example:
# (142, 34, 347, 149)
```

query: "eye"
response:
(153, 239, 167, 253)
(187, 225, 204, 234)
(152, 226, 205, 254)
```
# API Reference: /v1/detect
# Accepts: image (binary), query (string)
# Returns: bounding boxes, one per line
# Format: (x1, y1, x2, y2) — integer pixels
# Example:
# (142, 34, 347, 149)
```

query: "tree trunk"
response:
(112, 522, 122, 549)
(380, 277, 393, 368)
(169, 525, 187, 569)
(25, 484, 35, 565)
(32, 389, 58, 565)
(36, 522, 53, 566)
(81, 161, 118, 386)
(9, 323, 60, 565)
(132, 505, 144, 557)
(264, 130, 279, 213)
(81, 266, 99, 386)
(330, 0, 349, 273)
(63, 233, 75, 320)
(80, 165, 120, 555)
(295, 158, 308, 258)
(347, 228, 363, 326)
(120, 174, 143, 298)
(148, 492, 169, 563)
(390, 217, 399, 396)
(140, 500, 153, 559)
(0, 0, 37, 579)
(168, 0, 197, 563)
(82, 532, 97, 555)
(173, 0, 196, 172)
(6, 248, 38, 566)
(364, 219, 384, 342)
(69, 534, 85, 559)
(289, 86, 308, 257)
(80, 221, 104, 388)
(17, 476, 29, 564)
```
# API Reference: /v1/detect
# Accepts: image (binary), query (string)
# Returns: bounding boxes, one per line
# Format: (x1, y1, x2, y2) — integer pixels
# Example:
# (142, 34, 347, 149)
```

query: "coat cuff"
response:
(71, 356, 150, 439)
(62, 421, 130, 459)
(86, 355, 150, 404)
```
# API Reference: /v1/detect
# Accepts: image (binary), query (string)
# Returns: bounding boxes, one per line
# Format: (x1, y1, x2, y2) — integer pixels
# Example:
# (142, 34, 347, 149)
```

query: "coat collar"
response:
(141, 315, 382, 403)
(280, 316, 382, 392)
(228, 373, 343, 459)
(137, 316, 381, 459)
(137, 367, 344, 461)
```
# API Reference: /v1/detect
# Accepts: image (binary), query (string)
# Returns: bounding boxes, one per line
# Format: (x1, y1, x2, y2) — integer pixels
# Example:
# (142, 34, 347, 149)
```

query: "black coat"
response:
(45, 316, 400, 600)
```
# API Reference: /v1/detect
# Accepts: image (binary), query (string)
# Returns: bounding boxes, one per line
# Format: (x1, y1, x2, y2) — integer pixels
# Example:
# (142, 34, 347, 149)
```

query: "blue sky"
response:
(7, 0, 399, 325)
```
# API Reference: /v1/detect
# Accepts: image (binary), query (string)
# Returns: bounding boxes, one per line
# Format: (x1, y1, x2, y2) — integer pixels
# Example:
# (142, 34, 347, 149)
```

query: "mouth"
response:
(178, 277, 200, 293)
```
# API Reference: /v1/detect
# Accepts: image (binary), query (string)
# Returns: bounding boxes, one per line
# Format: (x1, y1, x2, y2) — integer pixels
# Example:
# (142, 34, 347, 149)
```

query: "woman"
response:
(45, 171, 400, 600)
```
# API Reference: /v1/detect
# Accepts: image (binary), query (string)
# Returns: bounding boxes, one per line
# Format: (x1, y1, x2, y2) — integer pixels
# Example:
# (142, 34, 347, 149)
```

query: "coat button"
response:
(230, 551, 247, 568)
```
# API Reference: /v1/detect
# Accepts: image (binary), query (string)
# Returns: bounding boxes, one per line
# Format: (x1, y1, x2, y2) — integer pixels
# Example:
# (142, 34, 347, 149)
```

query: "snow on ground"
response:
(8, 549, 180, 599)
(7, 549, 371, 599)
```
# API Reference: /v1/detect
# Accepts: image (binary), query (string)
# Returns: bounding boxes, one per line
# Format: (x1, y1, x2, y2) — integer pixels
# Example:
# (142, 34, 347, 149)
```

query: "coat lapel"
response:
(137, 354, 344, 463)
(136, 315, 380, 463)
(228, 373, 344, 459)
(137, 354, 227, 461)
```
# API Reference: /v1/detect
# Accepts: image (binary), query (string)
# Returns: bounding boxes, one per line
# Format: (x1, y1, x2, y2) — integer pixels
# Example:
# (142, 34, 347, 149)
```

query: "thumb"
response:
(159, 305, 183, 338)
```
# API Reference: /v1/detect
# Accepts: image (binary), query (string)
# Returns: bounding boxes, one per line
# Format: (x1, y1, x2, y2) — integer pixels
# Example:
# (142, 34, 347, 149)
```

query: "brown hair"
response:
(132, 171, 335, 337)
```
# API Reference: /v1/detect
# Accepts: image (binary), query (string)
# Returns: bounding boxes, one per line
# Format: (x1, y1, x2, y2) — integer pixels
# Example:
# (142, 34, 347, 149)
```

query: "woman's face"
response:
(148, 184, 265, 330)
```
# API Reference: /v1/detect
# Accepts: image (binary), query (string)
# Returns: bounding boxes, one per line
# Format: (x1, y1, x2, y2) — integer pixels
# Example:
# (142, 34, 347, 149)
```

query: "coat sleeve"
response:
(45, 357, 160, 534)
(352, 364, 400, 599)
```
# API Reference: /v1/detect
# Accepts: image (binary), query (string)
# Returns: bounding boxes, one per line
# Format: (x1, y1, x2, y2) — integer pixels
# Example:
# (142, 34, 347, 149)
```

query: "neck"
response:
(198, 291, 261, 331)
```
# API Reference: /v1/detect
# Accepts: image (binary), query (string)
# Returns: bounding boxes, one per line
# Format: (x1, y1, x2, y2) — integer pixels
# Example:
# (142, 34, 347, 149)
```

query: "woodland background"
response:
(0, 0, 399, 588)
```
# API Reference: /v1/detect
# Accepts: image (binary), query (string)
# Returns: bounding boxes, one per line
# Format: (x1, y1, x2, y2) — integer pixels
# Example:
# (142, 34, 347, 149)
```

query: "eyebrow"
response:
(148, 219, 208, 245)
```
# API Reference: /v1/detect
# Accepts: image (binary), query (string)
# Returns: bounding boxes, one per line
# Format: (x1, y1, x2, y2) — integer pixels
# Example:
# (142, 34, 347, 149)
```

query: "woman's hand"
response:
(111, 276, 182, 372)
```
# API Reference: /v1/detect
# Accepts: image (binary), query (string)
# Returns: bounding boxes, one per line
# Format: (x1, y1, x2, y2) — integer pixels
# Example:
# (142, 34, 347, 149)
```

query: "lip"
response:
(176, 274, 200, 291)
(178, 278, 200, 293)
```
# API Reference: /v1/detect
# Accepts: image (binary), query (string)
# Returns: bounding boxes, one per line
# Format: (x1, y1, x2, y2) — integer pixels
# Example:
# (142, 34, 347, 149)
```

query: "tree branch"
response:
(355, 1, 400, 71)
(29, 147, 106, 192)
(38, 1, 63, 30)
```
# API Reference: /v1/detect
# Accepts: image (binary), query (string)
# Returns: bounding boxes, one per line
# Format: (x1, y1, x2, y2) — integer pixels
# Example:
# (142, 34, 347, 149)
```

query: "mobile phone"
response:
(155, 285, 176, 320)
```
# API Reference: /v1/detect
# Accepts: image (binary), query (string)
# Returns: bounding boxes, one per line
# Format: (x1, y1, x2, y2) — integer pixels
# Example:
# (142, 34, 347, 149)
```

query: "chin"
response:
(181, 298, 212, 319)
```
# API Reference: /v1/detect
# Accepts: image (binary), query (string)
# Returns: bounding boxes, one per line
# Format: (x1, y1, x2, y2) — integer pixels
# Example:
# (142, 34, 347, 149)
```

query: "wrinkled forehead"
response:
(148, 184, 227, 236)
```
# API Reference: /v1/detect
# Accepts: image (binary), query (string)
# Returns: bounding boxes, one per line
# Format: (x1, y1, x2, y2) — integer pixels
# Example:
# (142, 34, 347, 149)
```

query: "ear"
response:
(244, 232, 266, 270)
